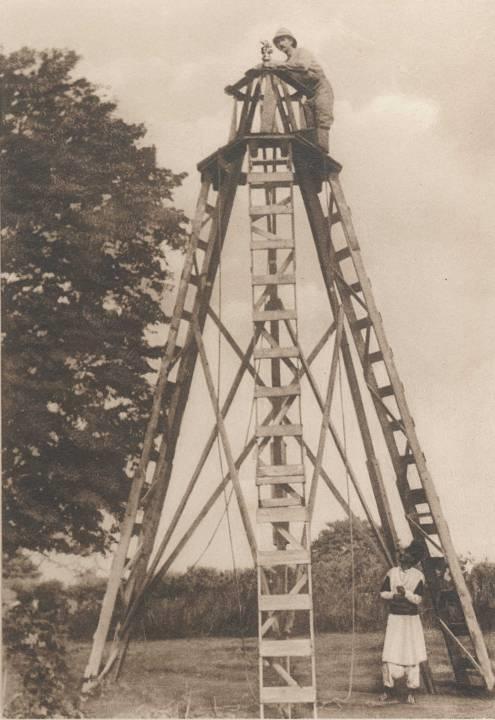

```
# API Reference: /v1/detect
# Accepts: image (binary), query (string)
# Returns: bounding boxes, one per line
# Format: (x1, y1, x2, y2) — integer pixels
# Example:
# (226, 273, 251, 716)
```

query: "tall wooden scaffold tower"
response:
(84, 59, 495, 718)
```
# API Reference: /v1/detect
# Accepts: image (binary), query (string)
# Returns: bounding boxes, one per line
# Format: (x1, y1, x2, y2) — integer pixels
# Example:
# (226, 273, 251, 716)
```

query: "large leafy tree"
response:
(311, 519, 389, 631)
(1, 48, 187, 557)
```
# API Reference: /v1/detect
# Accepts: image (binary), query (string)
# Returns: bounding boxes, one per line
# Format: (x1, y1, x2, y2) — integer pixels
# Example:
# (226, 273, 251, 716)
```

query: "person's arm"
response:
(404, 578, 424, 606)
(279, 49, 314, 73)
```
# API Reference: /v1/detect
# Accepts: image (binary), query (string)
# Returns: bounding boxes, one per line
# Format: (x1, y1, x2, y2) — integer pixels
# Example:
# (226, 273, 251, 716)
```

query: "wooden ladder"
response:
(249, 140, 317, 718)
(84, 145, 247, 684)
(294, 154, 494, 692)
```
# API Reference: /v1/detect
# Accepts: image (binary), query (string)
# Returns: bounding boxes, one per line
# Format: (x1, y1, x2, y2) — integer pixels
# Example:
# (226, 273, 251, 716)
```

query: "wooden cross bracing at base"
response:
(84, 64, 495, 711)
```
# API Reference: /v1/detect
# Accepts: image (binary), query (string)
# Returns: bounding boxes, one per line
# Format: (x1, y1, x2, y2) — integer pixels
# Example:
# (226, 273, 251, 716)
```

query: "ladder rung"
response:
(251, 273, 295, 286)
(261, 686, 316, 704)
(260, 638, 312, 657)
(256, 474, 305, 486)
(418, 521, 436, 534)
(334, 247, 351, 262)
(367, 351, 383, 363)
(253, 346, 299, 359)
(259, 496, 303, 508)
(250, 204, 292, 216)
(197, 238, 208, 252)
(259, 594, 312, 611)
(251, 237, 294, 251)
(402, 453, 416, 465)
(250, 158, 290, 166)
(256, 424, 303, 437)
(350, 281, 362, 292)
(389, 418, 403, 431)
(248, 172, 293, 186)
(258, 464, 304, 477)
(257, 549, 310, 566)
(409, 488, 428, 505)
(253, 309, 297, 322)
(205, 203, 216, 216)
(448, 621, 470, 637)
(354, 316, 372, 331)
(181, 310, 192, 322)
(254, 384, 300, 398)
(257, 506, 308, 523)
(377, 384, 394, 398)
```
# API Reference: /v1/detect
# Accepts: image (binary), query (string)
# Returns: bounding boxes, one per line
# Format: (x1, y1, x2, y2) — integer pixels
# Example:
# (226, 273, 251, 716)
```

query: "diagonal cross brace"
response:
(307, 307, 345, 520)
(192, 320, 258, 559)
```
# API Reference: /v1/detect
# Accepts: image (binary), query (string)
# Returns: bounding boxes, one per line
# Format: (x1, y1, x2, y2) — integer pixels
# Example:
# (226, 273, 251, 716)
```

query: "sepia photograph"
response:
(2, 1, 495, 717)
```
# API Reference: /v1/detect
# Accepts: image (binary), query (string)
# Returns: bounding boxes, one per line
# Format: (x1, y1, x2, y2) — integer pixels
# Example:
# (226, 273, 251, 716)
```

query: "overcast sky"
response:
(3, 0, 495, 578)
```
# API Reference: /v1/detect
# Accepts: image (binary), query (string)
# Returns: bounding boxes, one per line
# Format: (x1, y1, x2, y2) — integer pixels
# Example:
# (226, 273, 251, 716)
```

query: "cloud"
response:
(358, 94, 439, 132)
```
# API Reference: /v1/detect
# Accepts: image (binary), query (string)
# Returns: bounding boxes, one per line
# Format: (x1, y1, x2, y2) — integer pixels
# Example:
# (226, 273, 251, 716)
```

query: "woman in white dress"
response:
(379, 540, 427, 704)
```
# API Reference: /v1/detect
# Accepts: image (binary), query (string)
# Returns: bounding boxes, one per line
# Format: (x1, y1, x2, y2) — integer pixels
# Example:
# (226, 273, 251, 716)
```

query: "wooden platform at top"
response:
(197, 133, 342, 190)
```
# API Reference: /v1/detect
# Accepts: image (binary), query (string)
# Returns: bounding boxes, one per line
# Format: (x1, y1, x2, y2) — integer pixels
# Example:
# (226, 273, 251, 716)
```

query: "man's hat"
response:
(273, 27, 297, 47)
(404, 540, 425, 564)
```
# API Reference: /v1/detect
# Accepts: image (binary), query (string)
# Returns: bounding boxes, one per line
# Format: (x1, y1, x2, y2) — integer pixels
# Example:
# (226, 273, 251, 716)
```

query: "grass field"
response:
(71, 630, 495, 718)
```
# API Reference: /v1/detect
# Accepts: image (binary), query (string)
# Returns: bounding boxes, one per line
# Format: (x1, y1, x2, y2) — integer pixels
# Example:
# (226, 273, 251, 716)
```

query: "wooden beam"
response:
(307, 308, 344, 520)
(302, 441, 362, 529)
(279, 79, 299, 132)
(260, 639, 312, 657)
(193, 321, 258, 559)
(307, 322, 335, 364)
(260, 74, 278, 133)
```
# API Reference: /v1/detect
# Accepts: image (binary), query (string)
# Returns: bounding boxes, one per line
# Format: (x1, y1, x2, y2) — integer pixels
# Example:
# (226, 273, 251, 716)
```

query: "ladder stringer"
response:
(326, 173, 494, 691)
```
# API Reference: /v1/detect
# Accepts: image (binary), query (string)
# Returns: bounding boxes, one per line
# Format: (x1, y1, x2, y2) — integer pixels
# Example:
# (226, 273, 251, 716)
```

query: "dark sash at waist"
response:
(389, 599, 419, 616)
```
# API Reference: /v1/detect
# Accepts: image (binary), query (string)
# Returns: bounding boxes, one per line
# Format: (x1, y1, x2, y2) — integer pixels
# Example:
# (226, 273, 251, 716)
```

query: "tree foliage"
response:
(2, 549, 41, 582)
(311, 518, 389, 631)
(1, 48, 187, 557)
(3, 582, 82, 718)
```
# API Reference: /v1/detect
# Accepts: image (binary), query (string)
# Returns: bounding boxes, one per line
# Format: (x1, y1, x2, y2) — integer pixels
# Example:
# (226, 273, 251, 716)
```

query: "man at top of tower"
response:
(267, 27, 334, 153)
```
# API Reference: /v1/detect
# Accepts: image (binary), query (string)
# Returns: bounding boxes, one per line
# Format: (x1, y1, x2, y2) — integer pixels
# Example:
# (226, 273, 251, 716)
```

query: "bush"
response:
(138, 567, 258, 639)
(467, 561, 495, 630)
(3, 582, 82, 718)
(66, 572, 107, 641)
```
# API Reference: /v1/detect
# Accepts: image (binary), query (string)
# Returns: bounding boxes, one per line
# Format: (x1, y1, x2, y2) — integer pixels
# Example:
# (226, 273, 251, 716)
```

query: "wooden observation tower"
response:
(84, 59, 494, 717)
